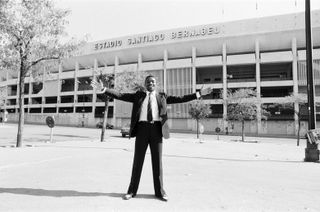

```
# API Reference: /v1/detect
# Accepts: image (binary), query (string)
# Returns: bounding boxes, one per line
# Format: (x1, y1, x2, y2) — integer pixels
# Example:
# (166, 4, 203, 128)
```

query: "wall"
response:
(6, 112, 311, 137)
(6, 113, 113, 128)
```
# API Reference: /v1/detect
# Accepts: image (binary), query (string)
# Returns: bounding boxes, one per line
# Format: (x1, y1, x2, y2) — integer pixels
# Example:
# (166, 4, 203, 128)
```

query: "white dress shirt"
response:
(139, 91, 160, 122)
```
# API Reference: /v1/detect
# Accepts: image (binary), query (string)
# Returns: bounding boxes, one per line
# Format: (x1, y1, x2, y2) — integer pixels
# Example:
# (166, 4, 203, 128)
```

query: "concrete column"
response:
(138, 53, 142, 72)
(137, 53, 143, 88)
(92, 59, 98, 115)
(4, 70, 8, 112)
(27, 76, 32, 113)
(113, 56, 119, 125)
(16, 66, 21, 113)
(255, 40, 261, 98)
(114, 56, 119, 70)
(292, 37, 299, 133)
(163, 50, 168, 93)
(114, 56, 118, 83)
(57, 63, 63, 114)
(255, 40, 262, 134)
(74, 61, 79, 113)
(192, 47, 197, 93)
(41, 66, 46, 114)
(17, 67, 20, 98)
(222, 43, 228, 132)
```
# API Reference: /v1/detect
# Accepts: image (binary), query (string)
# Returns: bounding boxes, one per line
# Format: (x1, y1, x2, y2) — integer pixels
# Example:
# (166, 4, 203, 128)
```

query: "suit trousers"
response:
(127, 121, 165, 197)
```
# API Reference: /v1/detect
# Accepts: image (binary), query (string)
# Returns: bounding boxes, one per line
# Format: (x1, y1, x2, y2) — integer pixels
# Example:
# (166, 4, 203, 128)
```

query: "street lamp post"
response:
(304, 0, 319, 162)
(81, 80, 88, 127)
(305, 0, 316, 130)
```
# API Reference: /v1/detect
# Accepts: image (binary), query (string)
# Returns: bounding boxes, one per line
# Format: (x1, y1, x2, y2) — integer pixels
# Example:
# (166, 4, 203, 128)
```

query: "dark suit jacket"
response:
(103, 89, 198, 139)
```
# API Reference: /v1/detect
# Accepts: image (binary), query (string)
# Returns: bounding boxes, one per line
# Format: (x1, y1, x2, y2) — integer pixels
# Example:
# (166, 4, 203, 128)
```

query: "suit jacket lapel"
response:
(156, 93, 170, 139)
(136, 91, 146, 116)
(156, 93, 167, 116)
(156, 93, 161, 114)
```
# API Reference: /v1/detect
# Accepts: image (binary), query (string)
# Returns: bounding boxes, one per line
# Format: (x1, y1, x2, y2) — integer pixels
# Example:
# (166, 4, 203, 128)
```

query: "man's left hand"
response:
(200, 87, 213, 96)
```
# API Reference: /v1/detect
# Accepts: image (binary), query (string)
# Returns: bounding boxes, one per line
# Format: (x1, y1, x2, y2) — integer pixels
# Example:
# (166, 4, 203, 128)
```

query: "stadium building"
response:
(1, 10, 320, 136)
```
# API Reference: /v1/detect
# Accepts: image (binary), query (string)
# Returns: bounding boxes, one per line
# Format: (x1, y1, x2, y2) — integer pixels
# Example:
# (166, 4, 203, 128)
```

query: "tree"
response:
(0, 85, 5, 104)
(0, 86, 5, 118)
(92, 70, 150, 141)
(0, 0, 86, 147)
(0, 0, 9, 19)
(274, 93, 308, 146)
(95, 72, 114, 142)
(188, 100, 211, 138)
(115, 71, 150, 92)
(225, 88, 269, 142)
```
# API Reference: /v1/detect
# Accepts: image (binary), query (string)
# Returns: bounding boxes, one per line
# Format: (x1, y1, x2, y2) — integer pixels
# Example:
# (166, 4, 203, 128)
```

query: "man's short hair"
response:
(145, 75, 155, 82)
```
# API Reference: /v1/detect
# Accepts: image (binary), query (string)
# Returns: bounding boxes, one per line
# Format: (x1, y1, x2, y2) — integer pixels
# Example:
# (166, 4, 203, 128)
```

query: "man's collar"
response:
(146, 90, 156, 95)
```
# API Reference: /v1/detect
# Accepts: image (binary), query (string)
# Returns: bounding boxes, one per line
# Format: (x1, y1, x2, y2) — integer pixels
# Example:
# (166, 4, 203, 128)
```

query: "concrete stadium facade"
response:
(1, 10, 320, 136)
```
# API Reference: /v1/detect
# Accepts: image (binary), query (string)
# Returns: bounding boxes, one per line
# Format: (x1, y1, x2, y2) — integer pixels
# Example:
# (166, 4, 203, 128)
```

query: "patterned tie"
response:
(147, 93, 153, 122)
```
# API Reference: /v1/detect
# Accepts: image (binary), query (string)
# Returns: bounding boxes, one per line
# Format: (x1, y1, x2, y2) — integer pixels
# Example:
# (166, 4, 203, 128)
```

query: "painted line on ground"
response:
(0, 156, 73, 170)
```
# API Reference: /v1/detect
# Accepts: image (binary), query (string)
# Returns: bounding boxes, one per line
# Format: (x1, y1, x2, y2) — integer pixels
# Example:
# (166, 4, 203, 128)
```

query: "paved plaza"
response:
(0, 123, 320, 212)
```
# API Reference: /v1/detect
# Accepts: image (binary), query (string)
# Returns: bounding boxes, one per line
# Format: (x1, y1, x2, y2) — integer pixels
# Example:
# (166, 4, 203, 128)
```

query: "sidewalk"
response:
(0, 123, 319, 212)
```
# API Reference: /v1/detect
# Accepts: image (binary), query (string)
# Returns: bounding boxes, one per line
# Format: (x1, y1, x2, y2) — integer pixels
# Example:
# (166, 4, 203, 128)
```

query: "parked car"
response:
(96, 122, 114, 129)
(121, 124, 130, 137)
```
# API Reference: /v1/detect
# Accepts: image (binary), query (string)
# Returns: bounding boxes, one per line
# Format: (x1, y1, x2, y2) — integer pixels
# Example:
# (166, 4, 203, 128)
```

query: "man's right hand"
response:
(91, 79, 105, 93)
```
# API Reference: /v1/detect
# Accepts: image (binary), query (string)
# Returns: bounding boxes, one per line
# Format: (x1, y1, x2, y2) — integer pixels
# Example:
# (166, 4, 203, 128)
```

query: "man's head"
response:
(145, 75, 156, 92)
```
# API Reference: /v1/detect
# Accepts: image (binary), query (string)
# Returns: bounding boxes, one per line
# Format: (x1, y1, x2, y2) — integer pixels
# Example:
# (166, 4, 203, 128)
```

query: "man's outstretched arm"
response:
(166, 87, 212, 104)
(91, 79, 135, 103)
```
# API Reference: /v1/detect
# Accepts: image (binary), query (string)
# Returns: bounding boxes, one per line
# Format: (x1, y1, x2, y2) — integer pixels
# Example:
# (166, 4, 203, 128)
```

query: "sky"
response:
(55, 0, 320, 42)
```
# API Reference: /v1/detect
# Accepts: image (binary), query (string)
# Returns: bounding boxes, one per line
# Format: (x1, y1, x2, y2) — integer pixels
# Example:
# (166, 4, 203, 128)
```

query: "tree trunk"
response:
(16, 68, 25, 147)
(196, 119, 199, 139)
(241, 119, 245, 142)
(297, 118, 301, 146)
(100, 98, 109, 142)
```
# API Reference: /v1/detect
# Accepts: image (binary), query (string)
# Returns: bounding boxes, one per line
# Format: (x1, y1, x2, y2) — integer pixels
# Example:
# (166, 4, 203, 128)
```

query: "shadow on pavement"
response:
(133, 194, 160, 200)
(110, 135, 131, 139)
(0, 187, 124, 198)
(24, 138, 46, 142)
(0, 188, 161, 200)
(40, 134, 91, 139)
(164, 154, 304, 163)
(39, 145, 131, 152)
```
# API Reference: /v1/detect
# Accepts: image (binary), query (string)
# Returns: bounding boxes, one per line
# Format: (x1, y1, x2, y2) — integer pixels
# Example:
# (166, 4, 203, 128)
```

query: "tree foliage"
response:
(274, 93, 307, 108)
(115, 71, 150, 92)
(226, 88, 269, 121)
(95, 70, 150, 141)
(0, 0, 86, 147)
(0, 0, 10, 23)
(189, 100, 211, 120)
(189, 100, 211, 138)
(96, 71, 115, 101)
(225, 88, 269, 141)
(0, 85, 5, 107)
(274, 93, 308, 146)
(0, 0, 85, 73)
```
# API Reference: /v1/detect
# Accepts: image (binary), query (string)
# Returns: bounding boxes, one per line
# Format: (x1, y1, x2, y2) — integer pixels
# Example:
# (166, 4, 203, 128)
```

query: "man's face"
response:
(145, 77, 156, 92)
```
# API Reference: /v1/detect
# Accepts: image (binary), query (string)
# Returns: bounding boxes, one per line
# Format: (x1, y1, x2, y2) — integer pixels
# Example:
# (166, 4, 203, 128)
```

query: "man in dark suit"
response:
(92, 75, 212, 201)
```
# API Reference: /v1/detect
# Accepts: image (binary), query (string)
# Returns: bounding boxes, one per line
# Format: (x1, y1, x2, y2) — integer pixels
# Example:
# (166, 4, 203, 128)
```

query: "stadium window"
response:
(61, 79, 75, 92)
(29, 108, 42, 113)
(94, 106, 113, 118)
(60, 95, 74, 103)
(32, 82, 43, 94)
(43, 107, 57, 113)
(75, 107, 92, 113)
(58, 107, 74, 113)
(260, 63, 292, 81)
(45, 96, 58, 104)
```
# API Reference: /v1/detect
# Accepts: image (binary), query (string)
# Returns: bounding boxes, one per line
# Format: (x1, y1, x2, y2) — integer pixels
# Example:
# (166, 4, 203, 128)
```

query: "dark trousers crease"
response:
(127, 122, 165, 196)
